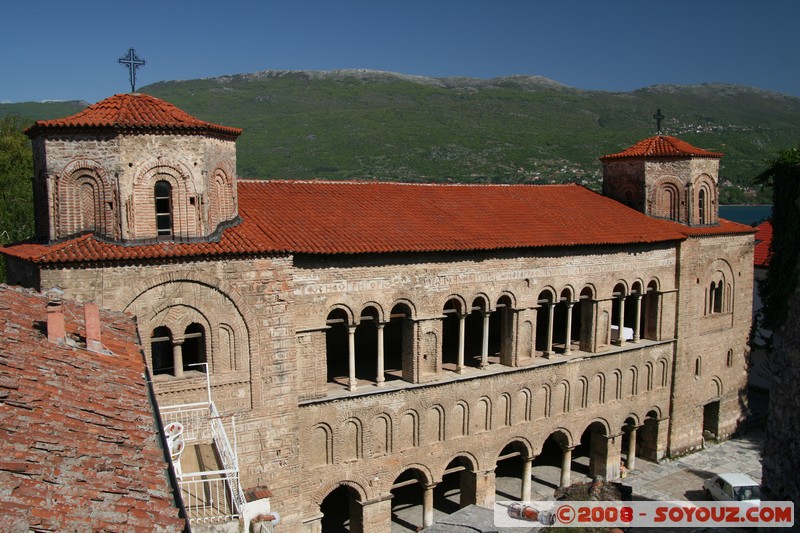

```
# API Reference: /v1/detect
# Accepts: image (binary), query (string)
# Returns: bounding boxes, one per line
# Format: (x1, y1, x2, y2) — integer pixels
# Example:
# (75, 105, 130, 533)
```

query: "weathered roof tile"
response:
(25, 93, 241, 138)
(600, 135, 724, 159)
(0, 285, 185, 532)
(2, 180, 754, 264)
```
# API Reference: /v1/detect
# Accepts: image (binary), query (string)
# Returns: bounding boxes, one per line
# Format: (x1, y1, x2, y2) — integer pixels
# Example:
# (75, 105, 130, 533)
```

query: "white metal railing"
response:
(179, 469, 240, 523)
(208, 402, 246, 511)
(161, 402, 214, 443)
(160, 400, 246, 523)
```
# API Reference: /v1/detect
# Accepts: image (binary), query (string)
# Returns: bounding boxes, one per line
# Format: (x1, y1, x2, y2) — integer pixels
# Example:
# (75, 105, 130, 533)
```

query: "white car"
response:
(703, 473, 761, 503)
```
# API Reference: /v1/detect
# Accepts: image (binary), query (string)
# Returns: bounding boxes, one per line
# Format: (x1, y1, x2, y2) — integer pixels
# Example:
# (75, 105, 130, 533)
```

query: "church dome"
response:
(25, 93, 242, 138)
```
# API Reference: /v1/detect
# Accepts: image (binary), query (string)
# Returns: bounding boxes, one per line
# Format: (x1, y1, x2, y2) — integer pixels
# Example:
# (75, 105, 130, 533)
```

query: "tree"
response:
(0, 115, 34, 281)
(756, 146, 800, 331)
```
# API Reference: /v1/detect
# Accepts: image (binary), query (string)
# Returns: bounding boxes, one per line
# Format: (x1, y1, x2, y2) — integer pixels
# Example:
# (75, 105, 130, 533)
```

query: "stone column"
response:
(463, 469, 496, 508)
(617, 296, 626, 346)
(632, 295, 642, 343)
(521, 456, 534, 501)
(172, 341, 184, 378)
(559, 446, 574, 488)
(359, 494, 393, 533)
(564, 302, 574, 355)
(626, 426, 638, 470)
(423, 483, 436, 528)
(376, 322, 385, 386)
(480, 311, 491, 368)
(545, 303, 555, 357)
(604, 433, 622, 480)
(457, 313, 466, 373)
(348, 325, 357, 391)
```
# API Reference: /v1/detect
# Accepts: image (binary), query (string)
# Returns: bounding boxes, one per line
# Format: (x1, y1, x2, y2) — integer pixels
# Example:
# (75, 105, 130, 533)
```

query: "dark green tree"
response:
(0, 115, 34, 281)
(756, 146, 800, 331)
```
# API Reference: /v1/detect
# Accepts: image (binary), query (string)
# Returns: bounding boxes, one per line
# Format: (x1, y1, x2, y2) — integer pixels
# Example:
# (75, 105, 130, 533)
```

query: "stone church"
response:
(2, 93, 754, 532)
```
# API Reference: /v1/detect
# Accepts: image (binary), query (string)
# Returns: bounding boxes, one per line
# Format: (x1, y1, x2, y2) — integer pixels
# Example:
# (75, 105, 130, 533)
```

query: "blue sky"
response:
(2, 0, 799, 103)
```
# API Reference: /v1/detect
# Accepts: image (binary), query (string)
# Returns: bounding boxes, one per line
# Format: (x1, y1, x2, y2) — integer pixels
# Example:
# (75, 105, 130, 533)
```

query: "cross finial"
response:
(118, 48, 146, 93)
(653, 108, 665, 134)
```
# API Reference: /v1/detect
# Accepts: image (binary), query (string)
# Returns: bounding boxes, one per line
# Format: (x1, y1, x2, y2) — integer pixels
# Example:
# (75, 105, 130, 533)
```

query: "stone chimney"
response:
(46, 297, 65, 344)
(85, 302, 102, 353)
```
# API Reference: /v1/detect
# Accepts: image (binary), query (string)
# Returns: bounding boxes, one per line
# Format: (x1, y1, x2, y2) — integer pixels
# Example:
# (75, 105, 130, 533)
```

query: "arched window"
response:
(151, 326, 173, 375)
(154, 180, 173, 237)
(183, 323, 207, 373)
(698, 188, 707, 224)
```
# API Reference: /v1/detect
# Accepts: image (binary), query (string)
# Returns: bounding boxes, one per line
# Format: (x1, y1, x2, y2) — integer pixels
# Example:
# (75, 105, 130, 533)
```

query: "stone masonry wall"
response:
(669, 233, 753, 456)
(297, 341, 673, 522)
(33, 132, 237, 241)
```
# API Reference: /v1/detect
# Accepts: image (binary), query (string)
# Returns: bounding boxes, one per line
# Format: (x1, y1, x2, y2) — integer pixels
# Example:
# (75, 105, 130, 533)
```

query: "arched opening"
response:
(532, 432, 570, 493)
(552, 289, 572, 353)
(441, 299, 463, 371)
(535, 291, 554, 355)
(320, 485, 361, 533)
(464, 298, 486, 368)
(354, 306, 379, 383)
(183, 323, 207, 373)
(698, 187, 707, 224)
(495, 442, 529, 501)
(326, 309, 350, 386)
(151, 326, 173, 376)
(385, 303, 412, 382)
(578, 287, 594, 351)
(489, 295, 514, 365)
(712, 280, 724, 313)
(575, 422, 610, 480)
(391, 469, 427, 532)
(611, 283, 629, 344)
(642, 281, 660, 340)
(435, 456, 476, 516)
(154, 180, 173, 237)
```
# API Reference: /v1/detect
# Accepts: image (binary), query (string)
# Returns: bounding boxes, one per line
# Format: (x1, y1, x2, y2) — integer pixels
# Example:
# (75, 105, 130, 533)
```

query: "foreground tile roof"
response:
(0, 285, 185, 532)
(2, 181, 755, 265)
(600, 135, 724, 159)
(25, 93, 242, 138)
(754, 220, 772, 267)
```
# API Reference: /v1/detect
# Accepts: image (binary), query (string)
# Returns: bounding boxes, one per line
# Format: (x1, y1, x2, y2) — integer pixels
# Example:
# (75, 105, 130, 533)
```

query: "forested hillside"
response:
(4, 69, 800, 203)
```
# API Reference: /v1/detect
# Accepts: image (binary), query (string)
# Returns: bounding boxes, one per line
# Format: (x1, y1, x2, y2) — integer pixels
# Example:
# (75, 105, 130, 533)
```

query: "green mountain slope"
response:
(5, 70, 800, 203)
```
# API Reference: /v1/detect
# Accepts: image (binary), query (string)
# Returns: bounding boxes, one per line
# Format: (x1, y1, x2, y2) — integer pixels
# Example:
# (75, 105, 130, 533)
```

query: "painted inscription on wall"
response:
(295, 257, 676, 296)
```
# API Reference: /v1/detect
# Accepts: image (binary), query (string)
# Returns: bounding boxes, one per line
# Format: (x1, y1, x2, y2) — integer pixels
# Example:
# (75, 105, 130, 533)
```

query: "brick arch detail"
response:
(56, 158, 116, 239)
(649, 176, 684, 221)
(432, 451, 481, 481)
(209, 165, 237, 230)
(313, 478, 370, 506)
(494, 436, 534, 461)
(121, 271, 260, 375)
(130, 159, 199, 239)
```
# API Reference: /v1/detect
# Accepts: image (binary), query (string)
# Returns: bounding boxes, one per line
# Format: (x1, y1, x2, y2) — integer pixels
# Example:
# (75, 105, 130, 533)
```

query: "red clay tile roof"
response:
(1, 181, 756, 265)
(600, 135, 724, 160)
(754, 220, 772, 267)
(0, 285, 185, 532)
(25, 93, 242, 138)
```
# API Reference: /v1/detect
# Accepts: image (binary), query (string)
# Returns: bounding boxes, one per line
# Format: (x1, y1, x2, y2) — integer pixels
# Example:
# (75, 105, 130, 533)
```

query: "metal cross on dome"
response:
(118, 48, 146, 93)
(653, 108, 665, 134)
